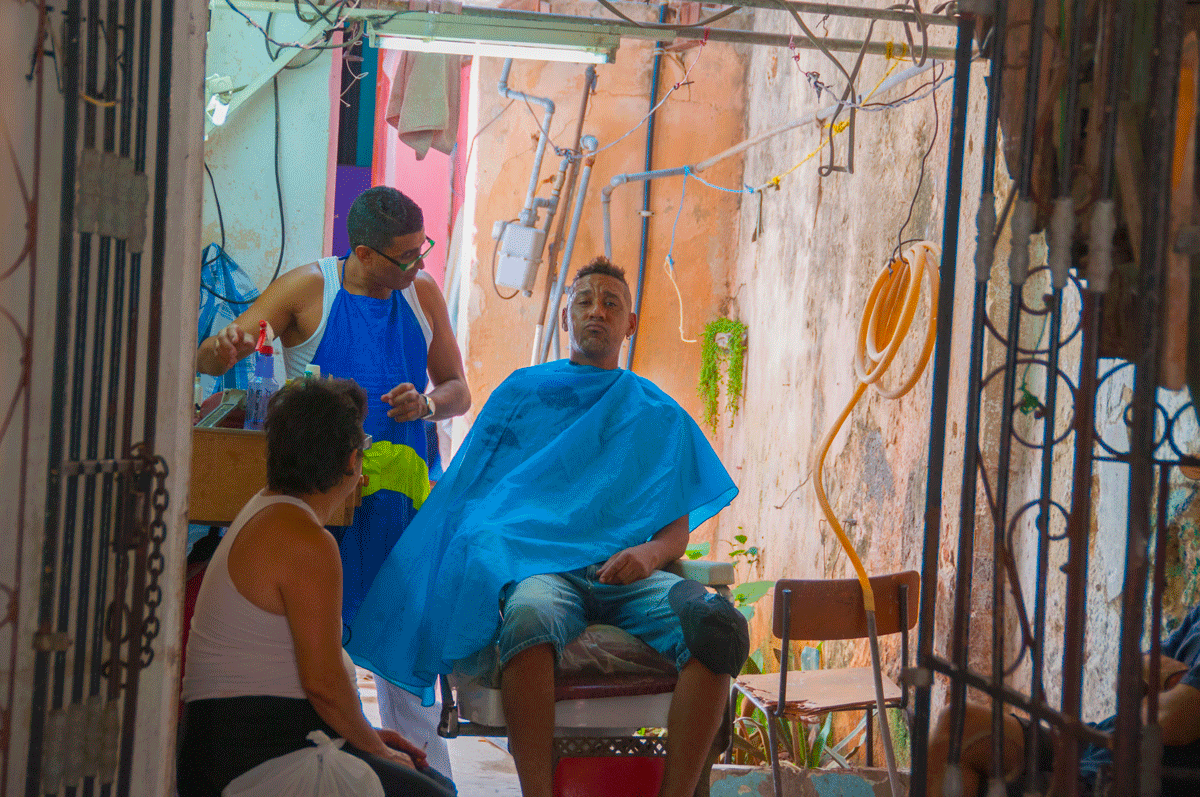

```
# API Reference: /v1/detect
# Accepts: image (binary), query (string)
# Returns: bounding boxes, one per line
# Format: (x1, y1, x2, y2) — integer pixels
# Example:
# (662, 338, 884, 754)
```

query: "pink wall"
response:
(372, 50, 471, 289)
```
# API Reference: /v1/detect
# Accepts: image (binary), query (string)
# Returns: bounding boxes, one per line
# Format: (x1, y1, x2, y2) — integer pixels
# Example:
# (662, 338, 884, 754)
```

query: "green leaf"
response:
(732, 580, 774, 607)
(777, 717, 797, 763)
(735, 534, 747, 544)
(684, 542, 710, 560)
(730, 733, 767, 764)
(809, 713, 833, 768)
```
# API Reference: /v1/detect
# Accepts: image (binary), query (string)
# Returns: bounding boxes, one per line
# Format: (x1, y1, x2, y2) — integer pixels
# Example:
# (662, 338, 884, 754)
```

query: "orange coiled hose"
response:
(813, 240, 940, 610)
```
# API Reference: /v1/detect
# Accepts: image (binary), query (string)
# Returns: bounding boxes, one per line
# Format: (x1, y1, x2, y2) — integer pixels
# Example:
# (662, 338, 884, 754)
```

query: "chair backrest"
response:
(771, 570, 919, 642)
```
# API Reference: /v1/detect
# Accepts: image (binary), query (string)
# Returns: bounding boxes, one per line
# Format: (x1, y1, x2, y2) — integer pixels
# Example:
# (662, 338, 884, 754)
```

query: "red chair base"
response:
(552, 756, 665, 797)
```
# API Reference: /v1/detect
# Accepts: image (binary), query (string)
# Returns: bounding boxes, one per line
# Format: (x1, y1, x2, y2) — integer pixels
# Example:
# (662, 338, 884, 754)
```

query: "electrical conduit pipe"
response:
(533, 65, 596, 365)
(813, 241, 940, 797)
(540, 135, 599, 364)
(530, 153, 574, 363)
(498, 59, 555, 227)
(626, 2, 670, 371)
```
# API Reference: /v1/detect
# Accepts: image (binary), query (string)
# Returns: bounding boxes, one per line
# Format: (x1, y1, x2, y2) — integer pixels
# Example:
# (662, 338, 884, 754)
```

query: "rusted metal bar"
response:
(1112, 1, 1185, 794)
(908, 15, 975, 797)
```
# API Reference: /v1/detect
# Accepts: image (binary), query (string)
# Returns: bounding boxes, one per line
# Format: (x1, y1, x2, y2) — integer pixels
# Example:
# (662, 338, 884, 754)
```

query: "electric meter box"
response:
(494, 222, 546, 294)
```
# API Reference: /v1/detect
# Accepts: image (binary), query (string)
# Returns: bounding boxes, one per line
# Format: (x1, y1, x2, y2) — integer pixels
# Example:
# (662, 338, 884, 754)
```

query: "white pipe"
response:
(597, 61, 940, 261)
(693, 59, 938, 173)
(540, 135, 598, 364)
(499, 59, 556, 226)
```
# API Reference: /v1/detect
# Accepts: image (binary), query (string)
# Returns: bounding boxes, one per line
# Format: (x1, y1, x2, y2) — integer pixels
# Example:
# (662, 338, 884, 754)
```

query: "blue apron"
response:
(310, 265, 433, 626)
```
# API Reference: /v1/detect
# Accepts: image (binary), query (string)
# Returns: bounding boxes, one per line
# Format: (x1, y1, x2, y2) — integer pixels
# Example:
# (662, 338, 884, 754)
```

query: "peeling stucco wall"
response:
(719, 7, 994, 716)
(715, 0, 1200, 748)
(457, 1, 750, 443)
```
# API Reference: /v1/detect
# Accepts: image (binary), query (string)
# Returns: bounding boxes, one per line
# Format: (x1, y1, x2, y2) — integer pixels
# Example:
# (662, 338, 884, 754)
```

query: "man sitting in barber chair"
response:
(345, 257, 749, 797)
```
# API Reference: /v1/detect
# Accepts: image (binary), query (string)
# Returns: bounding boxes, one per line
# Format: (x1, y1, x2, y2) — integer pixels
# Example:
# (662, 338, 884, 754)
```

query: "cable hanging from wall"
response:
(593, 27, 711, 157)
(755, 55, 948, 195)
(221, 0, 408, 54)
(663, 167, 697, 343)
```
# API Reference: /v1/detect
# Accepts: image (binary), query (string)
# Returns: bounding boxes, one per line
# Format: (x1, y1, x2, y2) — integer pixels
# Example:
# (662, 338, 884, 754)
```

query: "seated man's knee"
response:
(498, 575, 583, 663)
(668, 580, 749, 678)
(499, 601, 561, 651)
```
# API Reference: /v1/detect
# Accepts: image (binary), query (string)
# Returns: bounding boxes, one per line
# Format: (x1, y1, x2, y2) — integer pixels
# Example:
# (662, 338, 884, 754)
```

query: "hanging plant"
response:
(698, 318, 748, 432)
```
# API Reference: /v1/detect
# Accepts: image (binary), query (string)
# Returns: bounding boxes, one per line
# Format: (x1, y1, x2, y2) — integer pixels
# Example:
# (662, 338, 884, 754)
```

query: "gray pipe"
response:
(541, 135, 599, 364)
(499, 59, 555, 227)
(602, 166, 691, 260)
(530, 153, 573, 363)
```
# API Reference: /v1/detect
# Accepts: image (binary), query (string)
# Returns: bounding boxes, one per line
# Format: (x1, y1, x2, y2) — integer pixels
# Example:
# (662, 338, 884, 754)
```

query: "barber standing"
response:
(197, 186, 470, 779)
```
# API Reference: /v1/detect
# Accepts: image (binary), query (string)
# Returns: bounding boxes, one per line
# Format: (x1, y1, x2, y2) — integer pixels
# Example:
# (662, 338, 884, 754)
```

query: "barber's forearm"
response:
(426, 378, 471, 420)
(195, 336, 230, 377)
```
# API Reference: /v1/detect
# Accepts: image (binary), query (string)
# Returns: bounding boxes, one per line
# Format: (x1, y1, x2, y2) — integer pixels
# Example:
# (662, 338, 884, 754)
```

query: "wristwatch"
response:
(420, 393, 436, 420)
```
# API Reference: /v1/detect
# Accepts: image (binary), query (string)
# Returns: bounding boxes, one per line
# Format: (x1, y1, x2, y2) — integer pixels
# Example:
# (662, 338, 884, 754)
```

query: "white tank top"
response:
(281, 257, 434, 380)
(182, 491, 355, 702)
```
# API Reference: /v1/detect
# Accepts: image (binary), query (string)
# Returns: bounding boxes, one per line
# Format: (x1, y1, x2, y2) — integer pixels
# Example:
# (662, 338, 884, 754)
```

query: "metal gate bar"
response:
(909, 10, 975, 788)
(909, 2, 1197, 796)
(24, 0, 174, 793)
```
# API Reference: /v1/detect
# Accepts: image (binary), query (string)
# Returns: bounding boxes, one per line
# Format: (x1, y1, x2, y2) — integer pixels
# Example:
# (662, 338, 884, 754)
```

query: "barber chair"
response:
(438, 559, 736, 797)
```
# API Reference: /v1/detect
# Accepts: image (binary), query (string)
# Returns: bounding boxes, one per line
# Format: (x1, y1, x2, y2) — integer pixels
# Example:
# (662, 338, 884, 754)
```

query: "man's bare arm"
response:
(383, 272, 470, 422)
(596, 515, 689, 586)
(1146, 656, 1200, 746)
(195, 263, 321, 376)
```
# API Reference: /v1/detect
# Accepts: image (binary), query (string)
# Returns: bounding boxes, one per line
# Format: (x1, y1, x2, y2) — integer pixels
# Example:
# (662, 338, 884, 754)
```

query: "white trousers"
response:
(375, 675, 453, 779)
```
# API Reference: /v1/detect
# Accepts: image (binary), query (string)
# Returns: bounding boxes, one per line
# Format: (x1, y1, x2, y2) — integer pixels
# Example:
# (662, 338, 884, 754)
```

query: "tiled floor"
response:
(357, 668, 523, 796)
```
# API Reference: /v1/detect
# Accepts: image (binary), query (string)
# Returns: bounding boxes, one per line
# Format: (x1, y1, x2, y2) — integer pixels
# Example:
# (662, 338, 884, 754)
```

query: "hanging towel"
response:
(346, 360, 739, 703)
(386, 52, 461, 160)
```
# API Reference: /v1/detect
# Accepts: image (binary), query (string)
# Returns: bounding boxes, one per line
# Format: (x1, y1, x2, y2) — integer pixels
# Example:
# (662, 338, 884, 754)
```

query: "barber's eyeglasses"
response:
(360, 434, 373, 452)
(371, 237, 435, 272)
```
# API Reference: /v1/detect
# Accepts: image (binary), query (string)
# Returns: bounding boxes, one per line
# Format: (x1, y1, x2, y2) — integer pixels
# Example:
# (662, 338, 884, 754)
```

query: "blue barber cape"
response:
(346, 360, 738, 701)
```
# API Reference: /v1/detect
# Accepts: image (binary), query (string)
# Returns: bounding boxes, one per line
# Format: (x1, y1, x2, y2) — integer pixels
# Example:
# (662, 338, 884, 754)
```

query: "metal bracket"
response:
(33, 629, 73, 652)
(203, 17, 329, 140)
(76, 150, 149, 252)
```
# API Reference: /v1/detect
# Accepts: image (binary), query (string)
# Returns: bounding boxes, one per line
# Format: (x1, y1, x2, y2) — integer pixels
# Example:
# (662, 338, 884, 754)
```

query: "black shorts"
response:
(177, 695, 455, 797)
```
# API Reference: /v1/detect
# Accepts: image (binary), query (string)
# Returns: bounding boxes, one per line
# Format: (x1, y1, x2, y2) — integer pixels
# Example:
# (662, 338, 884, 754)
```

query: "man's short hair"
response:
(571, 256, 629, 294)
(265, 378, 367, 495)
(347, 187, 424, 252)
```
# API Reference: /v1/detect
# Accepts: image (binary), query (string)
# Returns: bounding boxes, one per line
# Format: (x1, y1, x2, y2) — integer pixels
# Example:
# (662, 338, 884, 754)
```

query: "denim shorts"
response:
(497, 565, 691, 672)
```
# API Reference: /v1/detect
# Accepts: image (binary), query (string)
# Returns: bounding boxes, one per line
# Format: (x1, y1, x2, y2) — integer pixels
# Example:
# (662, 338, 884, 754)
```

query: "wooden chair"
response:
(730, 570, 918, 797)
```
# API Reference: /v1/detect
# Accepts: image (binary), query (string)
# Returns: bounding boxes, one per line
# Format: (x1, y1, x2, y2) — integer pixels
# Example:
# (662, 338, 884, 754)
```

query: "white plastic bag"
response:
(222, 730, 385, 797)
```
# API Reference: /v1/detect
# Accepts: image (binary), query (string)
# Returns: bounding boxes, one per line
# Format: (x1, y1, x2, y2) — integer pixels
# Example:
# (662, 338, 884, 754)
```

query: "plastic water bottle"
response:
(243, 321, 278, 431)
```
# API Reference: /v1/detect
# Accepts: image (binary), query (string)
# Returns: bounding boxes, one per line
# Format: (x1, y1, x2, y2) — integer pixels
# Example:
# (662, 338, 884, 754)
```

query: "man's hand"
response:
(377, 727, 427, 769)
(210, 322, 264, 372)
(382, 383, 429, 423)
(597, 545, 659, 585)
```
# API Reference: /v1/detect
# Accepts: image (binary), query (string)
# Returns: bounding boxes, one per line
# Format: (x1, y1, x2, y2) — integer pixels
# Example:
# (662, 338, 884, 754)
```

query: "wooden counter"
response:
(189, 427, 359, 526)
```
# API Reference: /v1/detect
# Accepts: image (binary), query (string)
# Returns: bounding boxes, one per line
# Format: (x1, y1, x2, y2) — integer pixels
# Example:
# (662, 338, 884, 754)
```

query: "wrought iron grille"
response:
(13, 0, 176, 795)
(910, 2, 1200, 797)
